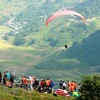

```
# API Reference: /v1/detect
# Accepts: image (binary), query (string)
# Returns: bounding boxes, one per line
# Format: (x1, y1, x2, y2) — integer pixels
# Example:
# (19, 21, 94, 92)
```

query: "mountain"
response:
(75, 0, 100, 18)
(27, 30, 100, 81)
(0, 0, 100, 81)
(1, 0, 84, 42)
(66, 30, 100, 67)
(2, 0, 100, 47)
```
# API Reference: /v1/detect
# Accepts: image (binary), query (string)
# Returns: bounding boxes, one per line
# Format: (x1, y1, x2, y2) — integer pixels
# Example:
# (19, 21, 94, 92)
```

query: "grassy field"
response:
(0, 40, 58, 75)
(0, 86, 75, 100)
(0, 0, 29, 16)
(0, 26, 12, 33)
(0, 39, 82, 82)
(0, 39, 94, 82)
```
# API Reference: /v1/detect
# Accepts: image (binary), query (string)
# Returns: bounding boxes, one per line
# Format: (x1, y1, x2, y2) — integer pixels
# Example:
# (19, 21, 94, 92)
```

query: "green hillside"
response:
(28, 30, 100, 81)
(75, 0, 100, 18)
(3, 0, 99, 48)
(0, 0, 100, 82)
(0, 86, 75, 100)
(66, 30, 100, 67)
(2, 0, 89, 46)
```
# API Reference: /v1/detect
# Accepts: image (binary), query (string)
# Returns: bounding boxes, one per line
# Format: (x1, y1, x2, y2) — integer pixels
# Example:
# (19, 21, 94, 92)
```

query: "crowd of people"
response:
(19, 76, 55, 93)
(0, 71, 81, 97)
(0, 71, 14, 88)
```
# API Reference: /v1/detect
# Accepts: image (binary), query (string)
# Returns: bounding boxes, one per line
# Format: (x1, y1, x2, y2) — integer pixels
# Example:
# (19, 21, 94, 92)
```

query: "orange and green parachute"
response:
(45, 8, 86, 27)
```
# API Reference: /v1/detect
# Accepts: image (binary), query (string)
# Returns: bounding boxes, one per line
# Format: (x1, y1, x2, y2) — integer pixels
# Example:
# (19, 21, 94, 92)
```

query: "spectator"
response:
(59, 80, 63, 89)
(0, 72, 2, 84)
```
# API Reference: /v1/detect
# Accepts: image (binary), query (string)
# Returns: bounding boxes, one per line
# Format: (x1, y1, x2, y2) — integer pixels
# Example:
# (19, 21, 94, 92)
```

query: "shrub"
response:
(77, 75, 100, 100)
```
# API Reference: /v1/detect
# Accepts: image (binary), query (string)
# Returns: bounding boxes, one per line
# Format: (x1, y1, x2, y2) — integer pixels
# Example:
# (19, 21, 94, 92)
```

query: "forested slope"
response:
(66, 30, 100, 68)
(75, 0, 100, 18)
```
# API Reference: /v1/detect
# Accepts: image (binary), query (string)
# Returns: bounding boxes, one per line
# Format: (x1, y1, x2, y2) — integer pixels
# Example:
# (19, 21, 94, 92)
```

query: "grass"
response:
(0, 86, 75, 100)
(0, 0, 29, 17)
(0, 39, 98, 83)
(27, 67, 82, 82)
(0, 39, 90, 82)
(58, 58, 80, 63)
(0, 26, 12, 33)
(0, 39, 13, 48)
(93, 18, 100, 30)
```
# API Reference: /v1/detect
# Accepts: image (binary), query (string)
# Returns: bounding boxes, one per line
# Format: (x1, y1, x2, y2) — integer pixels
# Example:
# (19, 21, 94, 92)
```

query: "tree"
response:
(47, 38, 59, 47)
(77, 75, 100, 100)
(27, 39, 35, 46)
(13, 35, 25, 46)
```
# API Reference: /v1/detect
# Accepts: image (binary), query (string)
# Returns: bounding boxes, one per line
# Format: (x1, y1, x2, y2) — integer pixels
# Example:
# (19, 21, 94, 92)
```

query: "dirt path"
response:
(86, 16, 100, 22)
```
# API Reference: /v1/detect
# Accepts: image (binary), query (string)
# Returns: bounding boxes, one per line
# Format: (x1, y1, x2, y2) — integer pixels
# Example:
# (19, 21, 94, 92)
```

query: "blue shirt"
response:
(6, 72, 10, 79)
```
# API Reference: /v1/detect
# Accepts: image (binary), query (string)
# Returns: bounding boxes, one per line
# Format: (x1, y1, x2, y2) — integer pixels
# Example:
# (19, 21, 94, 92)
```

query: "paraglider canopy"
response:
(46, 8, 86, 27)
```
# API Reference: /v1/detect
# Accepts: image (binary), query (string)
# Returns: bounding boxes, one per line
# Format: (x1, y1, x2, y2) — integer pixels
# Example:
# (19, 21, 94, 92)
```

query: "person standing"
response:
(28, 76, 33, 90)
(0, 72, 2, 84)
(24, 77, 28, 90)
(10, 77, 14, 88)
(6, 71, 10, 80)
(5, 71, 11, 86)
(3, 71, 6, 85)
